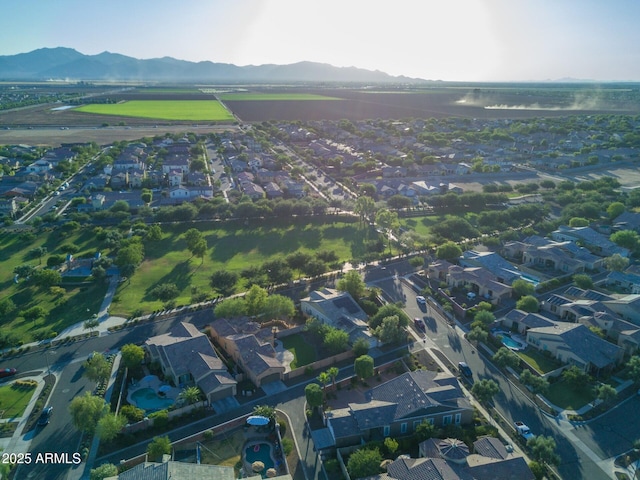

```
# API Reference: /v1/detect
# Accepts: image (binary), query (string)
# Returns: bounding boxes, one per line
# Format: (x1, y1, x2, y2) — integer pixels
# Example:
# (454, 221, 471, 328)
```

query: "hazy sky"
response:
(2, 0, 640, 82)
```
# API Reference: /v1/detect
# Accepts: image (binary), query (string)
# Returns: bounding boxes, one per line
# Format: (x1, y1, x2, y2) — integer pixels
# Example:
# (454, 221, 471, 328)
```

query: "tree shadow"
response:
(144, 260, 194, 300)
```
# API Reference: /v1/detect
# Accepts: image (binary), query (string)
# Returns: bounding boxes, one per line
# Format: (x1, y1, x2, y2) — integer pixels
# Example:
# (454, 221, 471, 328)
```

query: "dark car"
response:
(413, 317, 425, 331)
(458, 362, 473, 378)
(37, 407, 53, 426)
(0, 368, 17, 378)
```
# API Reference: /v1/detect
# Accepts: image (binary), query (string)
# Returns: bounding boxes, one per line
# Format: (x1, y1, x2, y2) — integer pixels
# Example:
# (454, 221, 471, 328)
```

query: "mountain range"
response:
(0, 47, 424, 84)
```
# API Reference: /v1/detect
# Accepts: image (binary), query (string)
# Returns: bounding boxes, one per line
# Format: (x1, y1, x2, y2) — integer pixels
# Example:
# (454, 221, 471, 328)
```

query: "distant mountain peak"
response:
(0, 47, 427, 83)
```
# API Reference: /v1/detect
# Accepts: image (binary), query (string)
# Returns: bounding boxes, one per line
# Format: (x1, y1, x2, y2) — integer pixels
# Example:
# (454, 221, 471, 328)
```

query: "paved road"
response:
(386, 278, 611, 480)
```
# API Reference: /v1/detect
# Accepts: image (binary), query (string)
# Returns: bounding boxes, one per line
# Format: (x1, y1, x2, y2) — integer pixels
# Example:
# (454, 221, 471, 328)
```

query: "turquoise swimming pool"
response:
(499, 333, 525, 351)
(130, 388, 175, 412)
(245, 443, 275, 478)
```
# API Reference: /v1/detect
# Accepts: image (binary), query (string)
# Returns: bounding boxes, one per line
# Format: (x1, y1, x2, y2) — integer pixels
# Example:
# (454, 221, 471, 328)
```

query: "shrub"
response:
(281, 438, 293, 456)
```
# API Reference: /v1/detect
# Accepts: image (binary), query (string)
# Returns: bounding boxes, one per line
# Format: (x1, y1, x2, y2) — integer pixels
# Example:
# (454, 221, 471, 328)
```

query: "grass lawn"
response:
(281, 334, 317, 369)
(199, 429, 244, 472)
(112, 217, 372, 316)
(544, 380, 595, 410)
(218, 93, 341, 101)
(75, 100, 235, 121)
(516, 348, 562, 374)
(0, 383, 37, 418)
(0, 229, 110, 343)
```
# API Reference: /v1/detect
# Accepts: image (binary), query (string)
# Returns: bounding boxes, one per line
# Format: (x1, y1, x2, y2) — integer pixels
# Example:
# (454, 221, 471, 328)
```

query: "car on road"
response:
(37, 406, 53, 426)
(458, 362, 472, 378)
(416, 295, 426, 305)
(0, 368, 17, 378)
(414, 317, 425, 331)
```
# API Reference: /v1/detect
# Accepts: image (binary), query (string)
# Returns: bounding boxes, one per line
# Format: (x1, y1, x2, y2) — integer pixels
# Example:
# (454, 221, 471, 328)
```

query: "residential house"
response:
(300, 288, 376, 347)
(145, 322, 237, 403)
(427, 260, 512, 305)
(110, 172, 128, 189)
(242, 182, 265, 200)
(526, 321, 623, 375)
(162, 155, 190, 174)
(169, 187, 190, 199)
(264, 182, 283, 199)
(26, 159, 52, 173)
(168, 170, 183, 187)
(325, 370, 472, 449)
(209, 318, 285, 388)
(107, 461, 240, 480)
(551, 225, 629, 258)
(460, 250, 523, 285)
(0, 198, 18, 217)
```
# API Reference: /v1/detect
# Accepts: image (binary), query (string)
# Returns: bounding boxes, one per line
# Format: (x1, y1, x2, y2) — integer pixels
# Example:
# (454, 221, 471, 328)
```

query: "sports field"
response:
(218, 93, 341, 101)
(75, 100, 235, 121)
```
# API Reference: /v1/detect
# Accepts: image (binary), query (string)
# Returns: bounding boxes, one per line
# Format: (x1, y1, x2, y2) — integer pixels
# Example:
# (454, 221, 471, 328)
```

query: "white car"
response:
(416, 296, 426, 304)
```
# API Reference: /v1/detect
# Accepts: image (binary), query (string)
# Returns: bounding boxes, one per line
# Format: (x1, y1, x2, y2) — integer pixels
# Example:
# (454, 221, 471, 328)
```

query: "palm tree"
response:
(179, 386, 202, 405)
(327, 367, 339, 391)
(317, 371, 330, 399)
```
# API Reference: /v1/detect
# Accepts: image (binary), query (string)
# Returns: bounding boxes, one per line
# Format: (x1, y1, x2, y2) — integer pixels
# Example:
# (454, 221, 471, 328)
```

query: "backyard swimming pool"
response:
(130, 388, 175, 412)
(245, 442, 275, 477)
(498, 332, 526, 351)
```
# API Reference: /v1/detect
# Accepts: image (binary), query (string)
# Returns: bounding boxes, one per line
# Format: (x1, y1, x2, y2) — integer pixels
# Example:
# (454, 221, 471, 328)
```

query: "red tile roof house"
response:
(145, 322, 237, 403)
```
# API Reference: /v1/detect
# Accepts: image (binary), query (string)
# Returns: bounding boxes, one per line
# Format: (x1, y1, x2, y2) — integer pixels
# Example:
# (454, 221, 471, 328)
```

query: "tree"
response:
(374, 315, 405, 344)
(493, 347, 520, 369)
(214, 298, 248, 318)
(527, 435, 560, 466)
(384, 437, 399, 456)
(519, 369, 549, 395)
(141, 188, 153, 205)
(369, 304, 410, 330)
(179, 386, 202, 405)
(611, 230, 640, 252)
(83, 353, 111, 383)
(354, 355, 374, 381)
(147, 436, 172, 462)
(352, 337, 370, 357)
(115, 243, 144, 268)
(149, 283, 179, 302)
(562, 365, 590, 388)
(436, 241, 462, 262)
(467, 326, 488, 344)
(22, 306, 46, 323)
(146, 224, 162, 241)
(192, 238, 208, 264)
(354, 196, 376, 224)
(471, 378, 500, 403)
(415, 420, 437, 441)
(596, 383, 617, 406)
(209, 270, 239, 296)
(252, 405, 276, 422)
(28, 246, 47, 265)
(604, 253, 630, 272)
(528, 461, 545, 480)
(607, 201, 625, 219)
(516, 295, 539, 313)
(323, 328, 349, 354)
(512, 279, 535, 298)
(317, 371, 330, 397)
(336, 270, 365, 299)
(120, 405, 144, 423)
(90, 463, 119, 480)
(347, 448, 382, 479)
(32, 269, 62, 288)
(245, 284, 268, 317)
(376, 208, 400, 253)
(14, 264, 36, 278)
(474, 310, 495, 327)
(263, 294, 295, 320)
(627, 355, 640, 384)
(84, 318, 100, 333)
(96, 412, 126, 442)
(69, 392, 107, 434)
(327, 366, 339, 390)
(121, 344, 145, 369)
(572, 273, 593, 289)
(305, 383, 323, 410)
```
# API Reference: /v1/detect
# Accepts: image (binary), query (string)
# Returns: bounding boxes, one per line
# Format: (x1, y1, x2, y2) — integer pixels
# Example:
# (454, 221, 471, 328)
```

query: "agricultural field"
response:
(75, 100, 235, 121)
(218, 93, 341, 101)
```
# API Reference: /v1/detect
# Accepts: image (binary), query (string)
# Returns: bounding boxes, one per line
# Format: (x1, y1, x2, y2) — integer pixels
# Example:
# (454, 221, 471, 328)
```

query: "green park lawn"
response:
(544, 380, 595, 410)
(75, 100, 235, 121)
(111, 218, 373, 317)
(218, 93, 341, 101)
(281, 334, 317, 369)
(516, 348, 561, 375)
(0, 383, 37, 418)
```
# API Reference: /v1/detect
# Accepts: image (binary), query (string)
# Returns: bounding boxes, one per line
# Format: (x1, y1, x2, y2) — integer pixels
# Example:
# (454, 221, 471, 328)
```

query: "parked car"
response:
(414, 317, 425, 331)
(37, 406, 53, 426)
(0, 368, 17, 378)
(416, 295, 426, 305)
(458, 362, 472, 378)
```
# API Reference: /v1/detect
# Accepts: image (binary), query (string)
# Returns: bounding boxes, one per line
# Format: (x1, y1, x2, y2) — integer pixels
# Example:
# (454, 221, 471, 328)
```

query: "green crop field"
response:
(218, 93, 341, 101)
(75, 100, 235, 121)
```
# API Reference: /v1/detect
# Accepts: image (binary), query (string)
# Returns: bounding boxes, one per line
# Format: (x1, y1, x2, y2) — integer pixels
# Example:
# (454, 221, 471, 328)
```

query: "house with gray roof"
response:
(325, 370, 472, 449)
(145, 322, 236, 403)
(551, 225, 629, 258)
(209, 318, 285, 388)
(107, 460, 270, 480)
(301, 288, 376, 347)
(526, 322, 623, 375)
